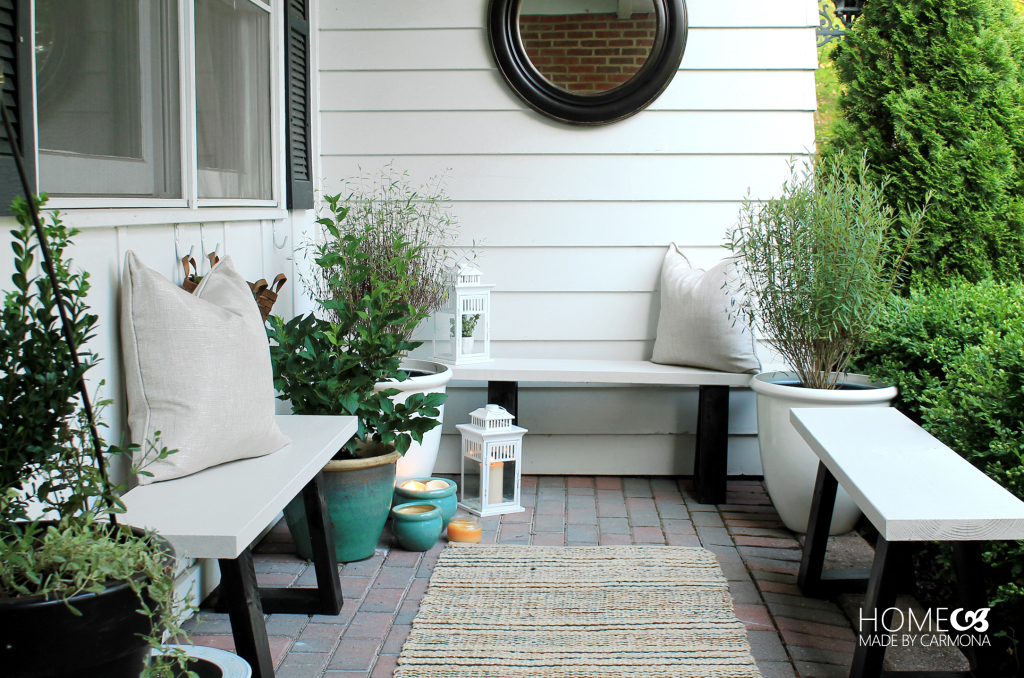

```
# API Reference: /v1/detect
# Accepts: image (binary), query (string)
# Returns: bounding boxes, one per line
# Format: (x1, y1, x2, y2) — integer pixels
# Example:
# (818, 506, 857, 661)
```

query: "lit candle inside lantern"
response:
(401, 480, 427, 492)
(488, 462, 504, 505)
(447, 517, 482, 543)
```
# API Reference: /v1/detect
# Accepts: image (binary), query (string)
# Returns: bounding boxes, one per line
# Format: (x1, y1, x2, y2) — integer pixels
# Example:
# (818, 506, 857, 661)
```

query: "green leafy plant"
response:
(450, 313, 480, 338)
(727, 154, 927, 389)
(0, 196, 192, 677)
(268, 195, 447, 457)
(301, 164, 468, 339)
(826, 0, 1024, 284)
(855, 278, 1024, 665)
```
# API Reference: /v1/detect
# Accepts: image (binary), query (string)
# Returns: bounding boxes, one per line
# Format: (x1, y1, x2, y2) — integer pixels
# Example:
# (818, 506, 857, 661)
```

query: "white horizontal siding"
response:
(320, 155, 807, 202)
(319, 70, 816, 112)
(320, 28, 817, 72)
(321, 111, 814, 155)
(440, 201, 745, 247)
(320, 0, 815, 30)
(318, 0, 817, 475)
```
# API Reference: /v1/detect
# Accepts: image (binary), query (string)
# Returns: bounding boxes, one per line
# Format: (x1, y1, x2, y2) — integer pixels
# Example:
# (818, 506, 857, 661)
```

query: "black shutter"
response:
(0, 0, 34, 215)
(285, 0, 313, 210)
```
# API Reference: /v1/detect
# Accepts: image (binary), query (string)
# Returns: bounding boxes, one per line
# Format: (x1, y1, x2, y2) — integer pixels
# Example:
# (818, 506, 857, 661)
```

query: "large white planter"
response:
(375, 359, 453, 485)
(750, 371, 897, 534)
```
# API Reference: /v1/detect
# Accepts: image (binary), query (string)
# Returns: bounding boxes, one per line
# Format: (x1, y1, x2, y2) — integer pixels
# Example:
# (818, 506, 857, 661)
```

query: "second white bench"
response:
(450, 358, 754, 504)
(791, 407, 1024, 678)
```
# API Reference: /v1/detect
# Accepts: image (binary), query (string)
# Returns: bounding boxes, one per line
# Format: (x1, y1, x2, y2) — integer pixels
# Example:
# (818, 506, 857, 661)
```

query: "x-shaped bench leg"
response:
(216, 471, 342, 678)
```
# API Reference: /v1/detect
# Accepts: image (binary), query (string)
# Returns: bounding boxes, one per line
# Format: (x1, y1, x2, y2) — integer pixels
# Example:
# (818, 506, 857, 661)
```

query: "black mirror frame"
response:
(488, 0, 688, 125)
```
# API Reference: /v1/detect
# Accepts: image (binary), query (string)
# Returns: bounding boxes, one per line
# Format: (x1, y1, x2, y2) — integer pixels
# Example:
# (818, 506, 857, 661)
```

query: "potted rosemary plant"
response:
(727, 154, 928, 533)
(0, 197, 189, 678)
(301, 165, 469, 482)
(269, 212, 447, 562)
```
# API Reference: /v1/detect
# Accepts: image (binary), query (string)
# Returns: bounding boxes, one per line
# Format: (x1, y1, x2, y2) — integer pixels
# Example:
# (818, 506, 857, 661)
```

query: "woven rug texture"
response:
(394, 543, 763, 677)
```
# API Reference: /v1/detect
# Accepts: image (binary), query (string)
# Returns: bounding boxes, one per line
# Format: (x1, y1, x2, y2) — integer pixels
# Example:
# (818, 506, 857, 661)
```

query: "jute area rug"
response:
(394, 543, 763, 677)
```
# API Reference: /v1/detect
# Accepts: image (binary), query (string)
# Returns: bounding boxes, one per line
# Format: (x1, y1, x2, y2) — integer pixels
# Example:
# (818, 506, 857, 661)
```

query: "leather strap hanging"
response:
(181, 255, 201, 293)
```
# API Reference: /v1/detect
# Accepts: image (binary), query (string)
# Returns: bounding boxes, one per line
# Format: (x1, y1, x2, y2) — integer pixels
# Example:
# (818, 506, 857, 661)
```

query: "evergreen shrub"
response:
(828, 0, 1024, 283)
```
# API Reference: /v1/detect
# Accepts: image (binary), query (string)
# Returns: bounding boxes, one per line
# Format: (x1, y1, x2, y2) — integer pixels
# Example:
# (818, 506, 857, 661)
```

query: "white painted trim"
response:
(51, 207, 289, 229)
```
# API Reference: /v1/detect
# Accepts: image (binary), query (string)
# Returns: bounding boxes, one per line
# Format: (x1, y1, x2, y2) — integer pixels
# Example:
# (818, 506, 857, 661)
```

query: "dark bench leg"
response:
(208, 472, 343, 678)
(488, 380, 518, 419)
(219, 548, 274, 678)
(799, 462, 838, 597)
(850, 536, 910, 678)
(694, 385, 729, 505)
(258, 471, 343, 615)
(797, 462, 871, 598)
(954, 541, 992, 675)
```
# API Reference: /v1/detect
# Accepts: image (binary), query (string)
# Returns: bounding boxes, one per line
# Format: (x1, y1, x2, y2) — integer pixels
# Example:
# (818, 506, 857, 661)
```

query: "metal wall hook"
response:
(272, 221, 288, 250)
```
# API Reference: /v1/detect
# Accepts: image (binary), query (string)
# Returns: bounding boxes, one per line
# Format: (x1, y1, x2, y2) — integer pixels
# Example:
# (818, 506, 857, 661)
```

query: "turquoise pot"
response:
(394, 477, 458, 527)
(284, 449, 402, 562)
(390, 502, 443, 552)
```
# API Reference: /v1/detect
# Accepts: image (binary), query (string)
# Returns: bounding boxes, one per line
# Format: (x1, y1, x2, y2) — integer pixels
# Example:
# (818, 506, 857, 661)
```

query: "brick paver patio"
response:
(182, 477, 866, 678)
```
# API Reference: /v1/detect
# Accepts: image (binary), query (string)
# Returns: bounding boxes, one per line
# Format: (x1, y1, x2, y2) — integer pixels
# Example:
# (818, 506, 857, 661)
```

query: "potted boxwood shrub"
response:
(0, 197, 191, 678)
(269, 212, 447, 562)
(301, 166, 469, 483)
(727, 154, 928, 533)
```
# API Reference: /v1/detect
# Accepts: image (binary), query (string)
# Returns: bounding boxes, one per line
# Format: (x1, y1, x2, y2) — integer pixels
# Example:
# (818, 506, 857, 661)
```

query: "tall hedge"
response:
(827, 0, 1024, 283)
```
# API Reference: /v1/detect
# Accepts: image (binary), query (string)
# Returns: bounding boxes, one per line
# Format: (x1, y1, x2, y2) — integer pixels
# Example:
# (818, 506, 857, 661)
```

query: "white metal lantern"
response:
(457, 404, 526, 516)
(433, 265, 493, 365)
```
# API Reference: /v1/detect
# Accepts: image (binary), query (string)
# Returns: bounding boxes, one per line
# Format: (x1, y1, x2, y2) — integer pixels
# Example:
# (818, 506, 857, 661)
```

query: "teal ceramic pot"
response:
(394, 477, 458, 527)
(390, 503, 443, 552)
(284, 449, 401, 562)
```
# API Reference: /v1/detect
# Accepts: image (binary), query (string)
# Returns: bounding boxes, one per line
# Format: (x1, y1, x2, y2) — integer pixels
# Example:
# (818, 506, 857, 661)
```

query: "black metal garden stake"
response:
(0, 100, 117, 526)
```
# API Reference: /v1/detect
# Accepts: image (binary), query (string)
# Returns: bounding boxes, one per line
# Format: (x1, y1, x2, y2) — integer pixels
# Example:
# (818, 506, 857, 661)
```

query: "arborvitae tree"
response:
(827, 0, 1024, 284)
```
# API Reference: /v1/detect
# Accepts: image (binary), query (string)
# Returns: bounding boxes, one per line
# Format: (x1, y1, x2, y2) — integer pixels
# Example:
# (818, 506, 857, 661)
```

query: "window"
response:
(36, 0, 181, 198)
(195, 0, 272, 200)
(29, 0, 286, 206)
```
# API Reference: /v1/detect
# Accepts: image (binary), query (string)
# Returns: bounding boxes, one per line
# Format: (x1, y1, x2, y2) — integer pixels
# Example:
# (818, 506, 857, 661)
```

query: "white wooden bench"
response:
(122, 415, 358, 678)
(450, 358, 755, 504)
(790, 407, 1024, 678)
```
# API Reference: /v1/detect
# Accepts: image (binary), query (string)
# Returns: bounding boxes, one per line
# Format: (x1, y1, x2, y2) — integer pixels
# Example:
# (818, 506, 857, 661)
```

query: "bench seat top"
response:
(121, 415, 358, 560)
(449, 358, 754, 386)
(791, 407, 1024, 542)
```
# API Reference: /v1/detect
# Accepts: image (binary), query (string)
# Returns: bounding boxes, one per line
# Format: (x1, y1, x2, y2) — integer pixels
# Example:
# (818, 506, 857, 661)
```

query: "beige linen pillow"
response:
(651, 244, 761, 374)
(120, 251, 290, 484)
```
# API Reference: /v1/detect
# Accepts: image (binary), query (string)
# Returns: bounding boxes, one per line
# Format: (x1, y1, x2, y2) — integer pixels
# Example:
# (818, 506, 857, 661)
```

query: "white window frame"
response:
(35, 0, 286, 219)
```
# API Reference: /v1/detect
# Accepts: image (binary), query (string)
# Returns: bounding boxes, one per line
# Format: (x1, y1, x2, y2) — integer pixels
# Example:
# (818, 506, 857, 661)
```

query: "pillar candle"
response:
(488, 462, 504, 505)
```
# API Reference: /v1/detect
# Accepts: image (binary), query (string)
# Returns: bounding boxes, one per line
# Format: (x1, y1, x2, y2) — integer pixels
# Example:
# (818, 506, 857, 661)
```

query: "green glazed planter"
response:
(394, 477, 458, 527)
(390, 502, 443, 552)
(284, 449, 401, 562)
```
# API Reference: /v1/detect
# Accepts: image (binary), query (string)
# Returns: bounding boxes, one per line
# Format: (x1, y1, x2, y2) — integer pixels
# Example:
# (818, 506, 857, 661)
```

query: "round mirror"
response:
(489, 0, 687, 125)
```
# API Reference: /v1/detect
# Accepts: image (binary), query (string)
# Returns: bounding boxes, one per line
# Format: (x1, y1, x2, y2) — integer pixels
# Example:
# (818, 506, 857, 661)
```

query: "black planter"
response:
(0, 525, 172, 678)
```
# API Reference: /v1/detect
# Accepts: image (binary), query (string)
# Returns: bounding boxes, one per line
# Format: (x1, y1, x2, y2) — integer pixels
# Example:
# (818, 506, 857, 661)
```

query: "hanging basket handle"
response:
(181, 255, 198, 280)
(270, 273, 287, 294)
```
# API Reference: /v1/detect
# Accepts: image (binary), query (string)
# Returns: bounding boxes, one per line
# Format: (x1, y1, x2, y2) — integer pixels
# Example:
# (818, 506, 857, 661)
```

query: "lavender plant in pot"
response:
(727, 154, 928, 533)
(301, 166, 470, 483)
(269, 209, 447, 562)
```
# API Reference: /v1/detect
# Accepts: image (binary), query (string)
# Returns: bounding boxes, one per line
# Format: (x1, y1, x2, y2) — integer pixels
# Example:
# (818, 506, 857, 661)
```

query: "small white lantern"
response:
(457, 404, 526, 516)
(433, 265, 493, 365)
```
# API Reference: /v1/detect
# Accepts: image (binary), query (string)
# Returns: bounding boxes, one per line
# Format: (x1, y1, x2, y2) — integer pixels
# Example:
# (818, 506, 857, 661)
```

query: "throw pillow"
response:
(651, 243, 761, 374)
(120, 251, 290, 484)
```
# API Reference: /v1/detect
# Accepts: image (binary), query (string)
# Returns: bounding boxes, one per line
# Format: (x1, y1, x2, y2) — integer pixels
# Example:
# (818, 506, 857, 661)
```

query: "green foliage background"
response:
(823, 0, 1024, 284)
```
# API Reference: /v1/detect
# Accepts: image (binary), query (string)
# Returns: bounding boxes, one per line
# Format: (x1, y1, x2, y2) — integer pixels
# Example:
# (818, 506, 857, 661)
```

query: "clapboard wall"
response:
(316, 0, 817, 476)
